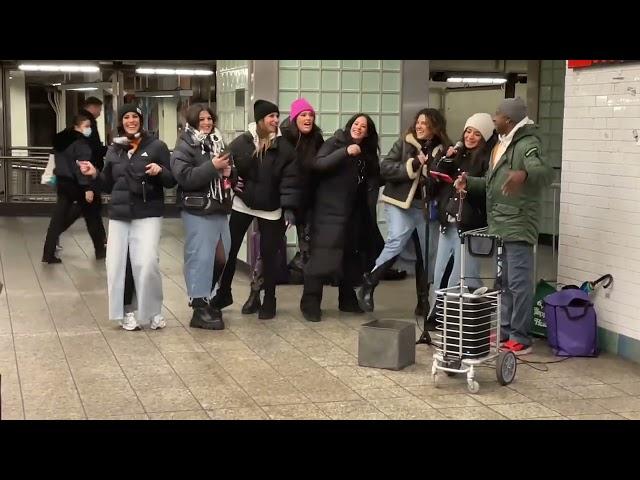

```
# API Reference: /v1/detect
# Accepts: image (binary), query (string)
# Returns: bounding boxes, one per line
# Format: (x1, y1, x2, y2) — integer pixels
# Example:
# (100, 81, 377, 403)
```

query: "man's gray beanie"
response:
(497, 97, 527, 124)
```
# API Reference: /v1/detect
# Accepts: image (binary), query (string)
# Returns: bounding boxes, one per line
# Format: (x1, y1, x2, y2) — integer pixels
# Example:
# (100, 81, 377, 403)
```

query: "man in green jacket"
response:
(455, 97, 553, 355)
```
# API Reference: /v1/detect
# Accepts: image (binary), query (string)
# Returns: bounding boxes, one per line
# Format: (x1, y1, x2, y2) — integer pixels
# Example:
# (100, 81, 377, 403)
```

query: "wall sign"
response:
(567, 60, 625, 69)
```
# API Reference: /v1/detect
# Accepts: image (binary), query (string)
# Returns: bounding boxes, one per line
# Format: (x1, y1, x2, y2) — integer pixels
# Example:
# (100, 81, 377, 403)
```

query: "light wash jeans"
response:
(106, 217, 163, 326)
(375, 201, 438, 283)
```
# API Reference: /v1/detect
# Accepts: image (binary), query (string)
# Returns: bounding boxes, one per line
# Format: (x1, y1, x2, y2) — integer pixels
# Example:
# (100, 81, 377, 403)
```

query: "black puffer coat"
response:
(97, 133, 176, 220)
(304, 129, 384, 282)
(227, 124, 301, 213)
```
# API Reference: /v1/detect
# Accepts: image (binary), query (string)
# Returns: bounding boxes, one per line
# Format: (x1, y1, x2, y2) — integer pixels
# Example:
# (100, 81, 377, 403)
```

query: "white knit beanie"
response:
(464, 113, 495, 141)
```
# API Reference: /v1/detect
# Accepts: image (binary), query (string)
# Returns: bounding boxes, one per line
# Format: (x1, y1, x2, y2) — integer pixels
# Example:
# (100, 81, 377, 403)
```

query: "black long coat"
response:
(304, 129, 384, 283)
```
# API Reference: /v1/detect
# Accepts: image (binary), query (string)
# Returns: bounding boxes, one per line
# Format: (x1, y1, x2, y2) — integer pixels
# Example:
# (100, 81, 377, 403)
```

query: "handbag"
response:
(41, 153, 57, 187)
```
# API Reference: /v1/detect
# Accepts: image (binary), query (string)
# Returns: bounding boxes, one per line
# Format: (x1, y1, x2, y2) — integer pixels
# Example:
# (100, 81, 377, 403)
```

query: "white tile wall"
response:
(560, 62, 640, 340)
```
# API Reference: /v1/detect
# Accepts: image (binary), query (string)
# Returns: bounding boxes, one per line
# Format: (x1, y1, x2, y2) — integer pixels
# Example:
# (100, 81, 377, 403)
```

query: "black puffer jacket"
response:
(52, 129, 92, 189)
(171, 129, 236, 216)
(97, 133, 176, 220)
(433, 146, 490, 233)
(228, 123, 301, 213)
(304, 129, 384, 281)
(280, 116, 324, 222)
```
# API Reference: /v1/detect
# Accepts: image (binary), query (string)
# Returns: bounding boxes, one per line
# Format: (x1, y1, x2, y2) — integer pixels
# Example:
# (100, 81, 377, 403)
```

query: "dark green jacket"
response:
(467, 123, 552, 245)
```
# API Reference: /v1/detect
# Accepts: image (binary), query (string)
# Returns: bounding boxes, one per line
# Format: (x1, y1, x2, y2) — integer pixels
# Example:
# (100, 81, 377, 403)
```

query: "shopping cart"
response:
(431, 227, 517, 394)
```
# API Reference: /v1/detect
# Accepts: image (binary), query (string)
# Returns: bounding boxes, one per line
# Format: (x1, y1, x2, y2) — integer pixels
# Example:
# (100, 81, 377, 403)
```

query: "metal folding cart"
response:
(431, 227, 517, 394)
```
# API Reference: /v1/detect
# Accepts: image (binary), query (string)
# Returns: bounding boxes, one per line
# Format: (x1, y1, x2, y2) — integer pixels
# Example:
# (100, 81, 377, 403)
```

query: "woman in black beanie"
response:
(212, 100, 301, 319)
(79, 103, 176, 331)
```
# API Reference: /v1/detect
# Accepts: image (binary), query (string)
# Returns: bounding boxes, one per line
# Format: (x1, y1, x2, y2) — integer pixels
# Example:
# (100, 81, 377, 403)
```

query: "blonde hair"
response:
(254, 120, 275, 159)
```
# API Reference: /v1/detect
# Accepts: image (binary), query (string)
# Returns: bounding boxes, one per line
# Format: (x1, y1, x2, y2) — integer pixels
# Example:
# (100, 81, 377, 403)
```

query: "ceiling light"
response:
(446, 77, 507, 84)
(19, 64, 99, 73)
(136, 67, 213, 76)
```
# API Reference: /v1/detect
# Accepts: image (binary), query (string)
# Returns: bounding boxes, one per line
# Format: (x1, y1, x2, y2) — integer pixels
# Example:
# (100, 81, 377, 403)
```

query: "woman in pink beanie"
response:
(241, 98, 325, 314)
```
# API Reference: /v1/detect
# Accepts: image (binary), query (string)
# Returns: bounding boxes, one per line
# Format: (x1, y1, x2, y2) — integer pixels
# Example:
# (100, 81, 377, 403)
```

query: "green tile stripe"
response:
(598, 327, 640, 364)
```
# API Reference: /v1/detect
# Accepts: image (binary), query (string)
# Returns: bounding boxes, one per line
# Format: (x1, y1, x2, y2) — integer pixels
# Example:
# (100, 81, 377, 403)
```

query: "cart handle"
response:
(460, 227, 503, 242)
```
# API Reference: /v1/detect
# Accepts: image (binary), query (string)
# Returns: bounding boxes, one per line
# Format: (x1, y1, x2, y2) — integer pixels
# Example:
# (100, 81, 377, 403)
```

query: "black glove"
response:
(412, 157, 422, 172)
(283, 209, 296, 227)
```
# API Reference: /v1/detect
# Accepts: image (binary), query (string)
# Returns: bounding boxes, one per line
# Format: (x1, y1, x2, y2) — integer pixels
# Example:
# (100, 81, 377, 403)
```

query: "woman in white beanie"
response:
(424, 112, 495, 329)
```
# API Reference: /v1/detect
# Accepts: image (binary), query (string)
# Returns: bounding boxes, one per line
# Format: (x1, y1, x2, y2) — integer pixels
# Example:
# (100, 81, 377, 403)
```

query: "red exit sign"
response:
(568, 60, 624, 68)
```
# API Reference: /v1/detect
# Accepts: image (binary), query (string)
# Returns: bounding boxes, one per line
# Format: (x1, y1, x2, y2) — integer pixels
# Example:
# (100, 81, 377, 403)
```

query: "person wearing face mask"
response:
(42, 113, 107, 263)
(240, 98, 324, 314)
(357, 108, 452, 316)
(211, 100, 300, 320)
(422, 113, 495, 330)
(78, 104, 176, 331)
(300, 114, 384, 322)
(171, 104, 236, 330)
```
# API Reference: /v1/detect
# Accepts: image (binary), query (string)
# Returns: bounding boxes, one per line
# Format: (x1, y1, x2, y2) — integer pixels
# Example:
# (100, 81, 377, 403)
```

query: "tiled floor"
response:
(1, 216, 640, 420)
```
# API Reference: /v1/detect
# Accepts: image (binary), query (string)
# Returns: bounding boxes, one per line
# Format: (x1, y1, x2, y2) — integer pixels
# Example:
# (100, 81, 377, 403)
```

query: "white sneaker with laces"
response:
(150, 314, 166, 330)
(121, 312, 140, 331)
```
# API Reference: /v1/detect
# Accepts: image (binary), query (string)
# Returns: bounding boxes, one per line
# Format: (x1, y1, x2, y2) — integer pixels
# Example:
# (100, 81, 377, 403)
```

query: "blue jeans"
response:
(430, 225, 483, 309)
(501, 241, 534, 346)
(181, 211, 231, 299)
(375, 201, 438, 283)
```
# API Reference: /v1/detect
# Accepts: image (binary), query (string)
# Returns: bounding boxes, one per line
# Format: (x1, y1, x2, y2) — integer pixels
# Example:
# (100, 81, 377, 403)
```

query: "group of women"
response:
(76, 97, 496, 332)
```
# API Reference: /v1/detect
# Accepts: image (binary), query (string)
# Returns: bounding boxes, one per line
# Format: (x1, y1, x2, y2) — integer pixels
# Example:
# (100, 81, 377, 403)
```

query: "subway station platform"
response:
(1, 217, 640, 420)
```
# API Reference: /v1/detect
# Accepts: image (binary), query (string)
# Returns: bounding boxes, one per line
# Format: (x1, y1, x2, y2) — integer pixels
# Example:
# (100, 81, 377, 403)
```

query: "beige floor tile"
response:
(490, 402, 563, 419)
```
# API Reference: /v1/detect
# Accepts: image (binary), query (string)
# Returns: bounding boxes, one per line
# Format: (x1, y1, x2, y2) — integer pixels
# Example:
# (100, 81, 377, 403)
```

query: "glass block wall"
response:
(216, 60, 250, 262)
(216, 60, 249, 143)
(537, 60, 564, 236)
(278, 60, 402, 156)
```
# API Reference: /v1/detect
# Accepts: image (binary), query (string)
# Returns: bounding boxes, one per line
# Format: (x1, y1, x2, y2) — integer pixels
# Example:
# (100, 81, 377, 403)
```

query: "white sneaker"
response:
(121, 312, 141, 331)
(150, 314, 166, 330)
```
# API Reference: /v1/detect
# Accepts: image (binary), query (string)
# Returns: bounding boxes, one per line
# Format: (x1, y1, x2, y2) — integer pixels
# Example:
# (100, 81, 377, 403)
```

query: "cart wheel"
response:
(496, 351, 517, 386)
(467, 380, 480, 394)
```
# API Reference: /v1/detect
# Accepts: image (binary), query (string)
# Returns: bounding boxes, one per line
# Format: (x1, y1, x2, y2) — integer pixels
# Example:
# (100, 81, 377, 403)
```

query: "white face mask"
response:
(82, 127, 92, 138)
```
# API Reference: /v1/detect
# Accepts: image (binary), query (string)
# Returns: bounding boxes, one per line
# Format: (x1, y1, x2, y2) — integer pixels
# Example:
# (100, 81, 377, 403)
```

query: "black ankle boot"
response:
(357, 273, 378, 312)
(211, 290, 233, 310)
(258, 295, 276, 320)
(356, 258, 396, 312)
(241, 289, 261, 314)
(300, 299, 321, 322)
(189, 298, 224, 330)
(339, 289, 364, 314)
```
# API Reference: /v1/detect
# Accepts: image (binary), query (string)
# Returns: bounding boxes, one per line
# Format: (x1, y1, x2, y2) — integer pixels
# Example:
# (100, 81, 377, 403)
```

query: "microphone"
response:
(445, 141, 464, 158)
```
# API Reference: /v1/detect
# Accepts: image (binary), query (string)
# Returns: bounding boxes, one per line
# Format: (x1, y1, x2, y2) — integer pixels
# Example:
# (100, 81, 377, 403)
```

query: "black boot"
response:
(189, 298, 224, 330)
(241, 289, 261, 314)
(300, 297, 321, 322)
(356, 258, 396, 312)
(339, 287, 364, 314)
(211, 290, 233, 310)
(258, 295, 276, 320)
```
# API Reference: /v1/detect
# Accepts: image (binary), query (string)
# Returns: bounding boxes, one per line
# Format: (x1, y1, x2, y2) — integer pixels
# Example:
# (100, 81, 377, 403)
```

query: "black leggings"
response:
(219, 211, 286, 298)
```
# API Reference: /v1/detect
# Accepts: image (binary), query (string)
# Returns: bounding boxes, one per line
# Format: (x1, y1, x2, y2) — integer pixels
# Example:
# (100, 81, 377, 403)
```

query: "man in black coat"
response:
(60, 97, 108, 246)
